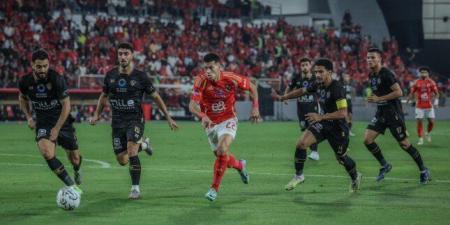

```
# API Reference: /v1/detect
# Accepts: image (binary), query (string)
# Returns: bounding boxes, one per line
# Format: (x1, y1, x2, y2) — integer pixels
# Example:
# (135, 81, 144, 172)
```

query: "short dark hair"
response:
(299, 57, 311, 64)
(314, 58, 333, 71)
(368, 47, 383, 55)
(117, 42, 134, 52)
(418, 66, 431, 73)
(203, 53, 220, 63)
(32, 49, 49, 62)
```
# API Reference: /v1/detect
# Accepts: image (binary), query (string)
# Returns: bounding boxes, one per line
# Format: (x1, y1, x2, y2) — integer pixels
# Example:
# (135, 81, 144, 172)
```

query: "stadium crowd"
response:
(0, 0, 449, 121)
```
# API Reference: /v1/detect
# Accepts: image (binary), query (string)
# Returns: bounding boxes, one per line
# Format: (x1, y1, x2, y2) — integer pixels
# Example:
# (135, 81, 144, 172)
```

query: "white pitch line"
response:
(1, 161, 449, 184)
(0, 153, 111, 168)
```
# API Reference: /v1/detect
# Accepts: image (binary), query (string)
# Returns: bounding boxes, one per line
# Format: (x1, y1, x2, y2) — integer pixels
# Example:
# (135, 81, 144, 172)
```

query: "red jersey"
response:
(410, 78, 438, 109)
(191, 71, 251, 124)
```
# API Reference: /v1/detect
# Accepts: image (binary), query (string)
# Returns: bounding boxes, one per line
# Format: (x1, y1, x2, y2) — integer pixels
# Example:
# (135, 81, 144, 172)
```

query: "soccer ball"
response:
(56, 187, 81, 210)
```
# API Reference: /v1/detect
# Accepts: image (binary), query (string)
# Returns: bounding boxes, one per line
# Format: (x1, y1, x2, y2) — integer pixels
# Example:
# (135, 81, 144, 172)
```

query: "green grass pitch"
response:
(1, 121, 449, 225)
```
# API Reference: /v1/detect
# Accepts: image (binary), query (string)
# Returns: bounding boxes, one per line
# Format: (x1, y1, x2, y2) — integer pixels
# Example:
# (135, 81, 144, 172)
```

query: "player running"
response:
(364, 48, 430, 184)
(90, 42, 178, 199)
(18, 49, 83, 194)
(407, 67, 439, 145)
(342, 73, 355, 136)
(285, 57, 320, 160)
(189, 53, 260, 201)
(272, 58, 362, 193)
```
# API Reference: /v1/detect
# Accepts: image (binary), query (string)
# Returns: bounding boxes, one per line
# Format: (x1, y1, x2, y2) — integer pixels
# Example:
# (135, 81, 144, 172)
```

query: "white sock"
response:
(131, 185, 140, 191)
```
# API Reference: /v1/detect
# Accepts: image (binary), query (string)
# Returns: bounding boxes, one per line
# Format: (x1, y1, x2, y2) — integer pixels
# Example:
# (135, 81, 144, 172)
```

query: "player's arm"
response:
(406, 82, 416, 104)
(90, 92, 108, 125)
(150, 92, 178, 130)
(189, 99, 213, 129)
(18, 92, 35, 129)
(368, 83, 403, 103)
(247, 82, 261, 123)
(50, 96, 71, 141)
(432, 81, 440, 107)
(273, 88, 307, 101)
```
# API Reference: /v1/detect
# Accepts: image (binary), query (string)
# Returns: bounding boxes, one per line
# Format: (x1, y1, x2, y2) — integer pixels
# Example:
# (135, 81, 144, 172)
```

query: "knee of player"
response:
(363, 138, 373, 145)
(117, 159, 128, 166)
(215, 146, 228, 155)
(335, 155, 345, 165)
(40, 149, 55, 160)
(399, 140, 411, 150)
(297, 141, 309, 150)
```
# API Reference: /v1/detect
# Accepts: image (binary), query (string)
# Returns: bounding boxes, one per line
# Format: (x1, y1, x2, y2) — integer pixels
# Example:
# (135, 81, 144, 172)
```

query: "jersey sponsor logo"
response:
(302, 81, 309, 87)
(31, 99, 60, 110)
(37, 84, 46, 92)
(212, 101, 226, 113)
(110, 99, 136, 110)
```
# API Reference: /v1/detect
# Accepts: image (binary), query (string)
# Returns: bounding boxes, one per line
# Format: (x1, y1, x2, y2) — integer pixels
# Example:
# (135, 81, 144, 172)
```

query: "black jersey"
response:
(306, 80, 347, 126)
(368, 67, 402, 112)
(343, 81, 352, 100)
(103, 67, 156, 128)
(18, 69, 70, 127)
(288, 73, 318, 114)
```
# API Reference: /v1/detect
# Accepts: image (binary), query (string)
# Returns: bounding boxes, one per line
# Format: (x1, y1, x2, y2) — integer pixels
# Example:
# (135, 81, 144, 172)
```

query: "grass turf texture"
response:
(1, 121, 449, 225)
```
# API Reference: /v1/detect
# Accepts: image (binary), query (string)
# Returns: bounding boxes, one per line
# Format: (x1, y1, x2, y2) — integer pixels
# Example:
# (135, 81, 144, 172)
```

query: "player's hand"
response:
(50, 127, 60, 142)
(367, 95, 381, 103)
(271, 89, 282, 101)
(27, 117, 36, 130)
(201, 116, 214, 129)
(249, 107, 261, 123)
(89, 114, 99, 125)
(305, 113, 322, 123)
(167, 117, 178, 131)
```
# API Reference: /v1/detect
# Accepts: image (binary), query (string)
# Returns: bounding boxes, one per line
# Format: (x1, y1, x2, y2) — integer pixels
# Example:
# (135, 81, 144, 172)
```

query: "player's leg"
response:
(126, 123, 145, 199)
(59, 124, 83, 185)
(364, 120, 392, 182)
(425, 108, 435, 142)
(37, 137, 76, 187)
(303, 120, 319, 161)
(285, 126, 319, 191)
(112, 128, 129, 165)
(393, 128, 430, 184)
(327, 134, 361, 192)
(415, 107, 425, 145)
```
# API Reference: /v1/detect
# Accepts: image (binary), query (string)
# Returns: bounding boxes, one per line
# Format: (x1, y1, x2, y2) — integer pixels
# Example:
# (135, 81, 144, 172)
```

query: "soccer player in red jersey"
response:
(189, 53, 261, 201)
(407, 67, 439, 145)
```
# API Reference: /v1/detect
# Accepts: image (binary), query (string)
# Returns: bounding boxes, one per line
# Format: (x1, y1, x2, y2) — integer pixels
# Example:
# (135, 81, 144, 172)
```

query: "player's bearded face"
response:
(301, 62, 311, 74)
(204, 62, 220, 81)
(313, 66, 331, 84)
(32, 59, 49, 80)
(366, 52, 381, 69)
(118, 49, 132, 68)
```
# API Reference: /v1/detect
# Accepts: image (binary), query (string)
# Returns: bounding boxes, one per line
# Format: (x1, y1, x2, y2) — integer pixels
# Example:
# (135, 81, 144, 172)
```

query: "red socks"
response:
(417, 120, 423, 137)
(227, 153, 243, 170)
(211, 155, 228, 191)
(427, 120, 434, 133)
(211, 153, 243, 191)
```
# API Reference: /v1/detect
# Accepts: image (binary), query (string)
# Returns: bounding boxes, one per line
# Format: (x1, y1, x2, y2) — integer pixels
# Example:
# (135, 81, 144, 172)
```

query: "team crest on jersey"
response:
(46, 83, 52, 90)
(225, 84, 233, 91)
(118, 79, 127, 87)
(110, 79, 115, 83)
(36, 84, 46, 93)
(130, 80, 136, 86)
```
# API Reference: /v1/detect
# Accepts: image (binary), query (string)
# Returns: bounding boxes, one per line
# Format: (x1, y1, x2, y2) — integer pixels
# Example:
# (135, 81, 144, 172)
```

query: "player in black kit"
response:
(364, 48, 430, 184)
(90, 43, 178, 199)
(18, 49, 83, 194)
(342, 73, 355, 136)
(285, 58, 320, 160)
(273, 58, 362, 192)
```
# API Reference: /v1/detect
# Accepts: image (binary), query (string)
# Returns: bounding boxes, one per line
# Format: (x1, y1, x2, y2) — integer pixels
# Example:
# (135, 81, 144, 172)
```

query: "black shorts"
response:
(367, 109, 408, 142)
(297, 113, 311, 132)
(35, 122, 78, 151)
(112, 122, 145, 155)
(307, 121, 349, 156)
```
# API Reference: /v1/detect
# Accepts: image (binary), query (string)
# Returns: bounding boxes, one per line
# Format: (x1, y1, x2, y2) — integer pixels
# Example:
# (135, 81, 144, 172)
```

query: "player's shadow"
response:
(292, 192, 356, 216)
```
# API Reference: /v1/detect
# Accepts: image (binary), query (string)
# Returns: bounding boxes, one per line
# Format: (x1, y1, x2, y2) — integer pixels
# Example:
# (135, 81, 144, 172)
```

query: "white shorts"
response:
(415, 107, 435, 119)
(205, 117, 238, 151)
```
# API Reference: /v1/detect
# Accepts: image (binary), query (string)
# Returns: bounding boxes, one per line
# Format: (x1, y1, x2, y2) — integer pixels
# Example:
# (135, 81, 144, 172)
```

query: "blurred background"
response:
(0, 0, 449, 122)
